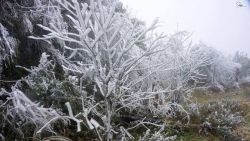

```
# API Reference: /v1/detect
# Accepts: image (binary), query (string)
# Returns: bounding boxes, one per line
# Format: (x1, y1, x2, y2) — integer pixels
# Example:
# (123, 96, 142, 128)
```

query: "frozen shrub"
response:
(0, 88, 68, 137)
(199, 100, 245, 134)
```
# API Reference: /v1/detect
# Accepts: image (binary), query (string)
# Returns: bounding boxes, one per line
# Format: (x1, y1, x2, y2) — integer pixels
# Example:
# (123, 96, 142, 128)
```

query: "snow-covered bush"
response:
(0, 87, 68, 135)
(0, 52, 68, 139)
(199, 100, 245, 135)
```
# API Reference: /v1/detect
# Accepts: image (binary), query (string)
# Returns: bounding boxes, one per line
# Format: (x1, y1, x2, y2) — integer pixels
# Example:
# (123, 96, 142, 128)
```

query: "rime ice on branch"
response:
(29, 0, 170, 140)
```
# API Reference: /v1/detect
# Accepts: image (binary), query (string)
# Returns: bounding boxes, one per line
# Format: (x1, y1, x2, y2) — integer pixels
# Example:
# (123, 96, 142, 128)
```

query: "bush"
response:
(199, 100, 245, 135)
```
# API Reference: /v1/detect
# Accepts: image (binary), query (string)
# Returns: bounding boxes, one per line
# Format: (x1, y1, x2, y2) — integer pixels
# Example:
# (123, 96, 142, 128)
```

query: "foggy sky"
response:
(120, 0, 250, 56)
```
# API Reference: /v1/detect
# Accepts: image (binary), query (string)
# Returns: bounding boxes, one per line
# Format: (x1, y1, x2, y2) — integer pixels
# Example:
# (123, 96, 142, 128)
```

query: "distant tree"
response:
(199, 46, 241, 91)
(233, 51, 250, 78)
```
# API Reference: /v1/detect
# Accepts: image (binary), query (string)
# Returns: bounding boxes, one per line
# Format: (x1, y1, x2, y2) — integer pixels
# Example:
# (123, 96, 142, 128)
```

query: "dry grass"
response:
(193, 86, 250, 105)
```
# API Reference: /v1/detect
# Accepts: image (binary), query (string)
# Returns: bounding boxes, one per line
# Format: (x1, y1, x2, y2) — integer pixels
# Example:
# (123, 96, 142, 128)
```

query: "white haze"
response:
(120, 0, 250, 56)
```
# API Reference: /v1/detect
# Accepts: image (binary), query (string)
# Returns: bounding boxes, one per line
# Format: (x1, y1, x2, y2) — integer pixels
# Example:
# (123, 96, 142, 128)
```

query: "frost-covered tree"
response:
(28, 0, 176, 140)
(0, 23, 18, 63)
(160, 33, 212, 102)
(146, 32, 214, 106)
(0, 23, 18, 81)
(196, 44, 241, 91)
(233, 51, 250, 82)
